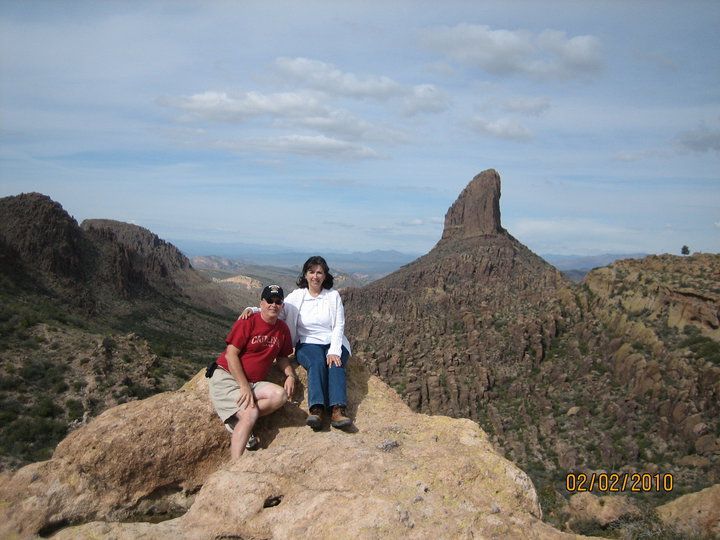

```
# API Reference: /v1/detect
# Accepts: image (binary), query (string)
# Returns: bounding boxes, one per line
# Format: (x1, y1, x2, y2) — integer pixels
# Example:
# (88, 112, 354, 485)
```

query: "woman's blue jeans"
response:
(295, 343, 349, 409)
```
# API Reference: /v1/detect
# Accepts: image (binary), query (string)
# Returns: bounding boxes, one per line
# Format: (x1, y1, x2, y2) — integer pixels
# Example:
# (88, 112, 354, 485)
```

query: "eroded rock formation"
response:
(344, 169, 568, 421)
(0, 363, 573, 539)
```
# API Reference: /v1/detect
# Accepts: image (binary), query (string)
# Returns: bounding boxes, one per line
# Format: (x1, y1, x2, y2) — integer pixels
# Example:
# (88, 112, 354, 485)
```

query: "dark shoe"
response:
(245, 432, 259, 450)
(330, 405, 352, 428)
(306, 405, 324, 430)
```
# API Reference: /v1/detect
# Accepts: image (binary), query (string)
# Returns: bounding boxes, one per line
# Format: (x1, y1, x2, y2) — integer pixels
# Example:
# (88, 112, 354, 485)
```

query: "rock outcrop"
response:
(0, 192, 85, 281)
(0, 362, 574, 539)
(656, 483, 720, 538)
(344, 169, 568, 421)
(442, 169, 504, 239)
(81, 219, 192, 282)
(584, 253, 720, 340)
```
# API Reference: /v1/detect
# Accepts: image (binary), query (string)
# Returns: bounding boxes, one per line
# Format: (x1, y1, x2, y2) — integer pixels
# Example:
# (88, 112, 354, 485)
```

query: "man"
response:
(208, 285, 297, 459)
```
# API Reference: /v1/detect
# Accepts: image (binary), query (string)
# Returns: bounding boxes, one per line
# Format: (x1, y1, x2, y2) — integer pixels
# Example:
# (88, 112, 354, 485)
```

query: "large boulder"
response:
(656, 483, 720, 538)
(0, 361, 575, 539)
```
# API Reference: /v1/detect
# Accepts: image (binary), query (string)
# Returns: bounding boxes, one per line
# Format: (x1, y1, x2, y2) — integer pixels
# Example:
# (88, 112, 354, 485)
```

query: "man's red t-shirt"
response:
(216, 313, 293, 383)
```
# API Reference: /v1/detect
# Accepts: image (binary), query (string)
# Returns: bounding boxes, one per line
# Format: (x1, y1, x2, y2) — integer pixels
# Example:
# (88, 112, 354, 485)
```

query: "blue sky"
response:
(1, 1, 719, 256)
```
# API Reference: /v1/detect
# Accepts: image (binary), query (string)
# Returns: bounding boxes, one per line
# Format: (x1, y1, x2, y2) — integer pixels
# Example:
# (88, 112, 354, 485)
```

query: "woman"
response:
(242, 256, 352, 430)
(285, 256, 352, 430)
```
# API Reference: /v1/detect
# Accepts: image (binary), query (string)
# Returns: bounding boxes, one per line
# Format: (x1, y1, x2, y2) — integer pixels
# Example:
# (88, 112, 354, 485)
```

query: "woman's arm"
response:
(328, 290, 345, 359)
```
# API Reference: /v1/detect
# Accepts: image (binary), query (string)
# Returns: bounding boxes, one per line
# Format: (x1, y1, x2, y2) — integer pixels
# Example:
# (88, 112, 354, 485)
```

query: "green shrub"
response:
(102, 336, 116, 356)
(32, 396, 63, 418)
(65, 399, 84, 421)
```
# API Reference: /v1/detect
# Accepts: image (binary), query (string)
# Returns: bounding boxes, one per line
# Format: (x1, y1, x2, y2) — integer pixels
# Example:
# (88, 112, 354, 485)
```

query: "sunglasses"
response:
(264, 298, 283, 305)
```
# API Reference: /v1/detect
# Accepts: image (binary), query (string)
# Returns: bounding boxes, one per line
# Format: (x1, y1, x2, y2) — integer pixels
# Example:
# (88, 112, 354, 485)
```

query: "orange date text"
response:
(565, 472, 673, 494)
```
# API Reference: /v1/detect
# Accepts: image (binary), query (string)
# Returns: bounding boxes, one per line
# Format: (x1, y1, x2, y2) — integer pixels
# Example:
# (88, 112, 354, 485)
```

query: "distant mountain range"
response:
(172, 239, 419, 280)
(174, 239, 647, 282)
(540, 253, 649, 271)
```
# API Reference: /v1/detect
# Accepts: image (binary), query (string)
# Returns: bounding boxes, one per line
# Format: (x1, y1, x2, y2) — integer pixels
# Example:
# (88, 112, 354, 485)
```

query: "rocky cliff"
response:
(0, 363, 574, 539)
(0, 193, 250, 313)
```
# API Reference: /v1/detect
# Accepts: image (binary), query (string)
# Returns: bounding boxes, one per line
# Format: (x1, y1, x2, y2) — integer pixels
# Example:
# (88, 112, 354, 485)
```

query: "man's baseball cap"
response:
(261, 284, 284, 301)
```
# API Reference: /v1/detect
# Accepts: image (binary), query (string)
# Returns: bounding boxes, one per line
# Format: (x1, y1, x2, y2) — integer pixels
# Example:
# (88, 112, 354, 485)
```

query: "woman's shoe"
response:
(306, 405, 324, 430)
(330, 406, 352, 428)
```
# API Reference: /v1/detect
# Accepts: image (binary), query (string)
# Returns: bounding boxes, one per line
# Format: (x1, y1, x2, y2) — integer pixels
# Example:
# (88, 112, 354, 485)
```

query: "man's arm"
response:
(226, 344, 255, 409)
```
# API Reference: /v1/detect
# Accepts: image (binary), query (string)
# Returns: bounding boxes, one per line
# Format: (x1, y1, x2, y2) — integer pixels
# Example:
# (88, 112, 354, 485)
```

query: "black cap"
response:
(261, 284, 284, 301)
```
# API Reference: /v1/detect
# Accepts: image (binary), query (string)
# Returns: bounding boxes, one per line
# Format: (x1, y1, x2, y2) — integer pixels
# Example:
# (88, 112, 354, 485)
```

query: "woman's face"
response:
(305, 264, 325, 289)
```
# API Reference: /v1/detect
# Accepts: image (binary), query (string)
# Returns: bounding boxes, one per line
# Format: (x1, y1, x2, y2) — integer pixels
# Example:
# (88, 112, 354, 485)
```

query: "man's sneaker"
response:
(330, 405, 352, 428)
(245, 433, 259, 450)
(306, 405, 324, 430)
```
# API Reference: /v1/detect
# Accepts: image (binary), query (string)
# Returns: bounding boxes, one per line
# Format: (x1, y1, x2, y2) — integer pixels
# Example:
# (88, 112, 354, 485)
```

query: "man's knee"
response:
(270, 386, 288, 408)
(237, 406, 259, 425)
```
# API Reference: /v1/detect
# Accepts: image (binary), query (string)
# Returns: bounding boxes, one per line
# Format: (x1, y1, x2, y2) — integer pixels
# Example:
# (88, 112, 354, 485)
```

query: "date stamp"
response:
(565, 472, 674, 494)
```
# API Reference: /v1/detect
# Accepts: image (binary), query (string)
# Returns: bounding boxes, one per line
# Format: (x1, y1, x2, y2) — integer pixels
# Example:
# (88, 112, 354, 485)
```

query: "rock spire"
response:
(442, 169, 504, 240)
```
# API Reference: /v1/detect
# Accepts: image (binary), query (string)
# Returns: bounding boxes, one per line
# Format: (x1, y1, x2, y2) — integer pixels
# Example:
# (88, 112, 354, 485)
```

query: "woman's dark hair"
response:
(297, 255, 334, 289)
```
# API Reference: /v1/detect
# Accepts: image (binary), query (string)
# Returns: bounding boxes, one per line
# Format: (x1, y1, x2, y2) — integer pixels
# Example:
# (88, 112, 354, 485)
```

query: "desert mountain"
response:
(0, 193, 254, 468)
(343, 169, 720, 532)
(344, 169, 567, 419)
(0, 193, 254, 313)
(0, 363, 573, 539)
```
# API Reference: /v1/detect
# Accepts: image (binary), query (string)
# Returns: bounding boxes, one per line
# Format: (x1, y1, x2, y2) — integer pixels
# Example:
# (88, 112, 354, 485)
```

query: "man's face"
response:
(260, 296, 283, 319)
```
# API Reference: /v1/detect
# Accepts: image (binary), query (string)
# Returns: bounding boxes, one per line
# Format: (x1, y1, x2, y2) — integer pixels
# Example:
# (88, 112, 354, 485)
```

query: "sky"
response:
(1, 1, 719, 257)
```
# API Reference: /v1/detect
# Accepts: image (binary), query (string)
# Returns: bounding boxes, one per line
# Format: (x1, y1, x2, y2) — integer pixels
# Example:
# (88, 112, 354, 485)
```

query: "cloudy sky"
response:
(1, 1, 719, 257)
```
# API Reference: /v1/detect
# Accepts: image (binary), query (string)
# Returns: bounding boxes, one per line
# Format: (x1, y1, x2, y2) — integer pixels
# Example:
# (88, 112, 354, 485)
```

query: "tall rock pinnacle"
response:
(441, 169, 503, 240)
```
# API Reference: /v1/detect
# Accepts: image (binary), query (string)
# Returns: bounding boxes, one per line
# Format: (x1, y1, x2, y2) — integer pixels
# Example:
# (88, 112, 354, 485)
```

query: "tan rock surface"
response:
(566, 492, 641, 528)
(656, 483, 720, 538)
(0, 373, 227, 537)
(0, 361, 578, 539)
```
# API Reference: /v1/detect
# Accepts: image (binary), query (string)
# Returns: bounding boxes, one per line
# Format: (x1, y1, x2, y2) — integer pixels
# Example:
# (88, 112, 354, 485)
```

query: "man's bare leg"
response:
(230, 383, 288, 459)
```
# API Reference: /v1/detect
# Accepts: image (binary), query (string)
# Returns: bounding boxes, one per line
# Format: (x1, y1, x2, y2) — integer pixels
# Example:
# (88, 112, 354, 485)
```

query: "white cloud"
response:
(423, 24, 602, 79)
(677, 124, 720, 153)
(275, 57, 403, 99)
(282, 110, 407, 143)
(403, 84, 449, 115)
(470, 117, 532, 141)
(160, 90, 325, 122)
(218, 134, 379, 160)
(276, 57, 447, 116)
(714, 221, 720, 229)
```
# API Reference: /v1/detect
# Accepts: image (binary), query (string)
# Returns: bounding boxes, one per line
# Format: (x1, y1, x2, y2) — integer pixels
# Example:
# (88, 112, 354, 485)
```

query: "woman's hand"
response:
(238, 307, 254, 320)
(284, 374, 296, 399)
(327, 354, 342, 367)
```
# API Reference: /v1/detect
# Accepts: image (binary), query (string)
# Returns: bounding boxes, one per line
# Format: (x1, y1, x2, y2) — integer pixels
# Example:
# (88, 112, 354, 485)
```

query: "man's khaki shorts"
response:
(208, 367, 270, 432)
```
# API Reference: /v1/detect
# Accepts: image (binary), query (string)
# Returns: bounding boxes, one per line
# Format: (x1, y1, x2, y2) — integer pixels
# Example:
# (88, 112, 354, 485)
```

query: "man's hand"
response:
(327, 354, 342, 367)
(236, 382, 256, 409)
(238, 307, 254, 320)
(284, 374, 296, 399)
